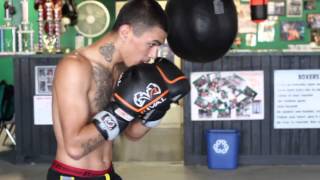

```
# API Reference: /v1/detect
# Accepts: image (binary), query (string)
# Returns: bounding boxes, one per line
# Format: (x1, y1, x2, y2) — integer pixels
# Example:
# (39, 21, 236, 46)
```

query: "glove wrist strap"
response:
(93, 111, 120, 141)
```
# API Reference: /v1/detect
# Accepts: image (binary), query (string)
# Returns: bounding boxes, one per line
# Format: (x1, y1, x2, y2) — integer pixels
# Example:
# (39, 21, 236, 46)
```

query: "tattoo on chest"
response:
(99, 43, 115, 62)
(93, 65, 113, 111)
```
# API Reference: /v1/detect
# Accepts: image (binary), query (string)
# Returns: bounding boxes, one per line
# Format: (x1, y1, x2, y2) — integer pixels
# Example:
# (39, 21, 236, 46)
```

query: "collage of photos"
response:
(233, 0, 320, 50)
(190, 71, 264, 121)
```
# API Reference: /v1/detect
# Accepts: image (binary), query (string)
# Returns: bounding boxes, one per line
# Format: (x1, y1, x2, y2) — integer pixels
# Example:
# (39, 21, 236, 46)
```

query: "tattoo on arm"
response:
(81, 136, 104, 155)
(99, 43, 115, 62)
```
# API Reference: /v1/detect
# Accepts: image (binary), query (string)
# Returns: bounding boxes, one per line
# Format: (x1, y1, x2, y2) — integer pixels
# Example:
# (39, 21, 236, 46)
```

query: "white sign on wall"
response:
(33, 96, 52, 125)
(274, 70, 320, 129)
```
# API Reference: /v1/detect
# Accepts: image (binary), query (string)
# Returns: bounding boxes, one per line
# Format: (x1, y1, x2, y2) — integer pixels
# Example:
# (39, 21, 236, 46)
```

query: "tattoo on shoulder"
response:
(81, 136, 104, 155)
(99, 43, 115, 62)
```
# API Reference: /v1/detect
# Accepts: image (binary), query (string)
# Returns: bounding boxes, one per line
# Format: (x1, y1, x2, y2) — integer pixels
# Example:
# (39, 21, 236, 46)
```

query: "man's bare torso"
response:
(52, 51, 125, 170)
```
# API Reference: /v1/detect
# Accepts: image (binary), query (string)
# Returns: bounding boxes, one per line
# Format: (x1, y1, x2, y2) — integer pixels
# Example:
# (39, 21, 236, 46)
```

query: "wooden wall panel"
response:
(183, 53, 320, 165)
(14, 55, 61, 162)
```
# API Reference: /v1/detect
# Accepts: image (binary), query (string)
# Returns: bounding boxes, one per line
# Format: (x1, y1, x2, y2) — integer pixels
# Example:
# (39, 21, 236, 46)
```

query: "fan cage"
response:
(75, 0, 111, 38)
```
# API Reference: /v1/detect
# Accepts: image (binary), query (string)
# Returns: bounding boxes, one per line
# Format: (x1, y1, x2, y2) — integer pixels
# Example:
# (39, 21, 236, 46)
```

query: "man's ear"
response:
(118, 24, 132, 41)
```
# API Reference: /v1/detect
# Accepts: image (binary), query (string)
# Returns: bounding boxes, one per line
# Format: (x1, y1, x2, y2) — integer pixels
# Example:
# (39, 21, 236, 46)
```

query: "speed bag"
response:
(165, 0, 238, 63)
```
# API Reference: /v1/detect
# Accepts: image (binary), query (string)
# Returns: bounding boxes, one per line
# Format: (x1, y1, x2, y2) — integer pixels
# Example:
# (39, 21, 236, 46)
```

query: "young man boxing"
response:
(47, 0, 189, 179)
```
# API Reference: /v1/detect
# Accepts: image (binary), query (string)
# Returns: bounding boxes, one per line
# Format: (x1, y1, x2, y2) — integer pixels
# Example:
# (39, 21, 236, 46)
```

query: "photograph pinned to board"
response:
(235, 0, 257, 34)
(307, 14, 320, 29)
(257, 17, 277, 42)
(311, 29, 320, 45)
(268, 0, 286, 16)
(286, 0, 303, 17)
(35, 66, 56, 95)
(245, 33, 257, 46)
(190, 71, 264, 121)
(280, 21, 305, 41)
(303, 0, 316, 10)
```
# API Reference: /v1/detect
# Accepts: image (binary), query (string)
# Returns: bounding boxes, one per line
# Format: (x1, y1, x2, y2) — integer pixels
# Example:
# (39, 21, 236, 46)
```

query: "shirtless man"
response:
(47, 0, 168, 179)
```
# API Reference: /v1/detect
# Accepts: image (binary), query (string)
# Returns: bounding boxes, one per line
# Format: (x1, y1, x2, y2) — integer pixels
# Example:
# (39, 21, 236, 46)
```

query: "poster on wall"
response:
(190, 71, 264, 121)
(35, 66, 56, 95)
(274, 70, 320, 129)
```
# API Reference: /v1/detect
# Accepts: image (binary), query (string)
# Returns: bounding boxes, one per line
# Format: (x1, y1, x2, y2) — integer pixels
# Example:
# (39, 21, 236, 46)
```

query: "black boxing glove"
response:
(140, 58, 191, 128)
(93, 63, 170, 140)
(154, 58, 190, 103)
(141, 100, 171, 128)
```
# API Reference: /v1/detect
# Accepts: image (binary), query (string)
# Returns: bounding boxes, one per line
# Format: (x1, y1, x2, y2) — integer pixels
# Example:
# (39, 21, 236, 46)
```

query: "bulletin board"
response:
(233, 0, 320, 51)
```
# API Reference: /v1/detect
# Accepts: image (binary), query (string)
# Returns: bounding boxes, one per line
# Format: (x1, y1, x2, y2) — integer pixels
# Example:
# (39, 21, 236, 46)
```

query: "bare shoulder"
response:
(54, 53, 93, 88)
(56, 53, 92, 76)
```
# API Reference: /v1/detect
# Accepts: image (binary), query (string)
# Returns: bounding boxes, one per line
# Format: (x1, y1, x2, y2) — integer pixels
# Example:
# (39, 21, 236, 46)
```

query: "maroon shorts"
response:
(47, 160, 122, 180)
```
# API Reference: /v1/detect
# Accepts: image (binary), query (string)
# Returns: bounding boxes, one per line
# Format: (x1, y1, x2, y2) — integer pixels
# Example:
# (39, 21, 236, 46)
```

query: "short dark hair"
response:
(112, 0, 168, 35)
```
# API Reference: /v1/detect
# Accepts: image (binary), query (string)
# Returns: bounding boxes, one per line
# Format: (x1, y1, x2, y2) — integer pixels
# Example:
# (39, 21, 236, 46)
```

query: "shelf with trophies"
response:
(0, 0, 66, 56)
(0, 0, 35, 56)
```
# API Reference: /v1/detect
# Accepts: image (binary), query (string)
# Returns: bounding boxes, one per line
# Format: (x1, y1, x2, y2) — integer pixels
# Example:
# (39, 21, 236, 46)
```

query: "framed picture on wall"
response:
(307, 14, 320, 29)
(286, 0, 303, 17)
(280, 21, 305, 41)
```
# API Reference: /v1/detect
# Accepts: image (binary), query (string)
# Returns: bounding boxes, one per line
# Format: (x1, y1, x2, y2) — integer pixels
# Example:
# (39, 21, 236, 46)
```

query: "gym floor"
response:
(1, 137, 320, 180)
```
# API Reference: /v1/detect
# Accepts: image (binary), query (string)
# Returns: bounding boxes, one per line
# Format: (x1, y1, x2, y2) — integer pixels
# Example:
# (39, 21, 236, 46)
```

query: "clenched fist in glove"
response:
(93, 63, 171, 140)
(141, 58, 191, 128)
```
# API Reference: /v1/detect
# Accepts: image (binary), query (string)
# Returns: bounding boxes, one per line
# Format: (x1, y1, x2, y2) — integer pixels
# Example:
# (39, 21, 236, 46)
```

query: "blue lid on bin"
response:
(207, 129, 238, 134)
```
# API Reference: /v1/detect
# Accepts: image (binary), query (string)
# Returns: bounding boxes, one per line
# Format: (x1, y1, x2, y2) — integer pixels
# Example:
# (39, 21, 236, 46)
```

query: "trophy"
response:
(0, 0, 16, 53)
(54, 3, 62, 52)
(38, 4, 44, 52)
(17, 0, 35, 54)
(37, 0, 62, 53)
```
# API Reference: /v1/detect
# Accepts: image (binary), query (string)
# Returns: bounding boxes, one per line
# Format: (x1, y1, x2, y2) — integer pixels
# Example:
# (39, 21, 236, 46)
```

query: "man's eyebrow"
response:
(151, 40, 162, 46)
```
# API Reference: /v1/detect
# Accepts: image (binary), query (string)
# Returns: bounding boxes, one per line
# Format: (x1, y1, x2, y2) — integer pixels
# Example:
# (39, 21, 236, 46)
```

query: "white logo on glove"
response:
(213, 139, 229, 154)
(134, 83, 161, 107)
(101, 113, 117, 130)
